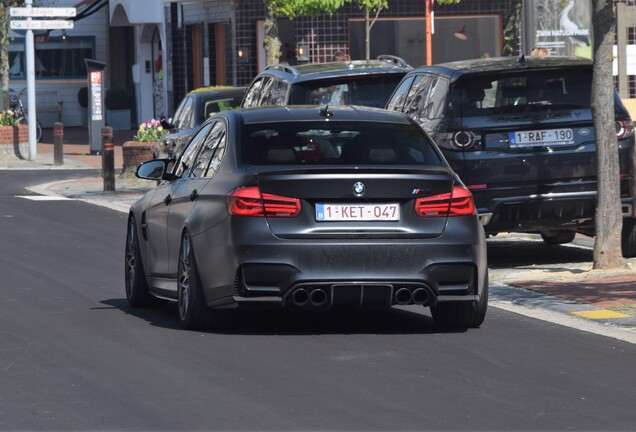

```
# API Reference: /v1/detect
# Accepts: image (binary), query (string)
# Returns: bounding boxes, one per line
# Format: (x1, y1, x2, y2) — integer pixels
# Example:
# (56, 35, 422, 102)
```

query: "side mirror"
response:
(160, 115, 173, 130)
(136, 159, 170, 181)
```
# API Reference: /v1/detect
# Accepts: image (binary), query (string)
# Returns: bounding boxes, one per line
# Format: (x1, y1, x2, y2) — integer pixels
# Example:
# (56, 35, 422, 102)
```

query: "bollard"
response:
(53, 122, 64, 166)
(101, 126, 115, 192)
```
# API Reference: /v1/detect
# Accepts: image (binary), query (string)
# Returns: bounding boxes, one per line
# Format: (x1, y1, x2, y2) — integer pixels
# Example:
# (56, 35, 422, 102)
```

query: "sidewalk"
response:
(0, 126, 135, 171)
(3, 132, 636, 337)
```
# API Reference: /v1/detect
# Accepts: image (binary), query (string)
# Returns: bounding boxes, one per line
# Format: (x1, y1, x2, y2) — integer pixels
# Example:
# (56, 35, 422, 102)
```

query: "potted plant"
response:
(0, 110, 28, 159)
(120, 119, 168, 177)
(77, 86, 88, 127)
(105, 87, 132, 131)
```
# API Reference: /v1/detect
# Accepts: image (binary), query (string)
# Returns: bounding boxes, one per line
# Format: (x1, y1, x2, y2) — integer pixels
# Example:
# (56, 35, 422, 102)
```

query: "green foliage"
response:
(265, 0, 347, 18)
(0, 110, 18, 126)
(105, 87, 132, 110)
(77, 87, 88, 108)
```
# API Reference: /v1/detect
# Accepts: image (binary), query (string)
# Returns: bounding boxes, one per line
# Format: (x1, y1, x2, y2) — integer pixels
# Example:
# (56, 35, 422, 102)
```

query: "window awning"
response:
(109, 0, 163, 26)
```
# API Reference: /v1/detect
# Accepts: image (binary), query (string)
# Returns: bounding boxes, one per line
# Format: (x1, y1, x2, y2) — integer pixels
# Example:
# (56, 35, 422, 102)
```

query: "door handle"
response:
(164, 194, 172, 205)
(189, 189, 199, 201)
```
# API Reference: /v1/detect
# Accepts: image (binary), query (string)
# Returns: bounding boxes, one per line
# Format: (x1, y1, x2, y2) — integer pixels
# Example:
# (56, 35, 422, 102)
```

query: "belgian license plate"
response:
(316, 203, 400, 221)
(509, 128, 574, 148)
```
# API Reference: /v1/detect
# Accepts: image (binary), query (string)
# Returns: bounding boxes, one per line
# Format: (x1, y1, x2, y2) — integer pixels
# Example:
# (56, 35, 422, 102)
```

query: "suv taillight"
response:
(435, 131, 482, 151)
(227, 186, 301, 217)
(415, 185, 476, 217)
(616, 120, 634, 140)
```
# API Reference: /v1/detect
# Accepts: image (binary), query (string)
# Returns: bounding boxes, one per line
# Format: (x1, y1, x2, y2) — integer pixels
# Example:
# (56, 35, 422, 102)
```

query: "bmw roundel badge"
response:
(353, 181, 365, 196)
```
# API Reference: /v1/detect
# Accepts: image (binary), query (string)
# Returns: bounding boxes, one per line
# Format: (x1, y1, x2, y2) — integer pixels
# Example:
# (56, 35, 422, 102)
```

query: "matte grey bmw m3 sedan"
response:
(125, 105, 488, 330)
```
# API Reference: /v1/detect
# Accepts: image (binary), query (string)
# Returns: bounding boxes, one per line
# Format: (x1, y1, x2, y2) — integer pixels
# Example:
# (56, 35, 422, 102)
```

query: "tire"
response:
(622, 218, 636, 258)
(36, 119, 43, 143)
(540, 230, 576, 245)
(125, 217, 152, 307)
(431, 274, 489, 329)
(16, 117, 42, 142)
(177, 232, 211, 330)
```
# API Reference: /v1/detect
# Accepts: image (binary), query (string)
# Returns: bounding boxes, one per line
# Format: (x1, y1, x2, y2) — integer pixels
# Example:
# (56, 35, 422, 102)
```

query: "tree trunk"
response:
(263, 7, 281, 66)
(364, 7, 370, 61)
(592, 0, 625, 269)
(1, 4, 10, 110)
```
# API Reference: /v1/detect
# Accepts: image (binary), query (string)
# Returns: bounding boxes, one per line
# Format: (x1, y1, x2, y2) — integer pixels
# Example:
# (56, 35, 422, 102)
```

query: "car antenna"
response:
(517, 54, 526, 64)
(320, 105, 334, 118)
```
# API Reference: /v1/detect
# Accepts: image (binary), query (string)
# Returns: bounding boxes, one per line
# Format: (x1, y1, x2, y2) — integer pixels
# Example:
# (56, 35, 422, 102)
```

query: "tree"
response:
(0, 0, 20, 110)
(262, 0, 346, 66)
(591, 0, 626, 269)
(355, 0, 387, 61)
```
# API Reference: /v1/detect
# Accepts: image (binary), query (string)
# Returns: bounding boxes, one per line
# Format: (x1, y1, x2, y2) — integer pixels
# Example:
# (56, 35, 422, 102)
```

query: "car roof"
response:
(410, 55, 593, 81)
(187, 86, 247, 98)
(263, 59, 411, 83)
(218, 105, 414, 126)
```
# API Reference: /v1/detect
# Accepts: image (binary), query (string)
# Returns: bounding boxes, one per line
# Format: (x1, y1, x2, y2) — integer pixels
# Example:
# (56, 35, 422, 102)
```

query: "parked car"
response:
(159, 86, 246, 158)
(125, 105, 488, 330)
(241, 55, 411, 109)
(386, 55, 636, 256)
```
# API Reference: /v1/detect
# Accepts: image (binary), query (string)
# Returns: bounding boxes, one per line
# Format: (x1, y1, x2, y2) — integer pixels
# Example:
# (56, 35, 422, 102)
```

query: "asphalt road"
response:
(2, 170, 636, 431)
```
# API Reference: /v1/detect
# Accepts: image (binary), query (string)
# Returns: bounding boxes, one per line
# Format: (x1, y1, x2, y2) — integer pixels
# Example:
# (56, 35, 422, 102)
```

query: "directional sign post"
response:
(10, 19, 74, 30)
(9, 2, 76, 160)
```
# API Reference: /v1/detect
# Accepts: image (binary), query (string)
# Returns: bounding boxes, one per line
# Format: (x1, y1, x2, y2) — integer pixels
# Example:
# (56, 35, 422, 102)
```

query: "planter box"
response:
(107, 109, 131, 131)
(0, 125, 28, 160)
(120, 141, 157, 178)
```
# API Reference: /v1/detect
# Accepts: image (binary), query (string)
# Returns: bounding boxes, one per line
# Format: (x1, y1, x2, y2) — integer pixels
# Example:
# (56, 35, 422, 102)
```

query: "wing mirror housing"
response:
(135, 159, 175, 181)
(160, 115, 174, 130)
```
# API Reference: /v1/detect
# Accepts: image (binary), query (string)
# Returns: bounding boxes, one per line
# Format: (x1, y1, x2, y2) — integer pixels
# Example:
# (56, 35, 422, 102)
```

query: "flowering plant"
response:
(0, 110, 19, 126)
(133, 119, 167, 142)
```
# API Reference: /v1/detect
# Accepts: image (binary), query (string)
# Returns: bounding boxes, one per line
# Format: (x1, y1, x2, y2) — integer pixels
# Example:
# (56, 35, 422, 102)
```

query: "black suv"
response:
(242, 55, 411, 109)
(386, 56, 636, 256)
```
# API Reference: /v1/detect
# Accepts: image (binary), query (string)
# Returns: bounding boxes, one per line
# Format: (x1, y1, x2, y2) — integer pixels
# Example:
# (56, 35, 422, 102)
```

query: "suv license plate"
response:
(316, 203, 400, 221)
(509, 128, 574, 148)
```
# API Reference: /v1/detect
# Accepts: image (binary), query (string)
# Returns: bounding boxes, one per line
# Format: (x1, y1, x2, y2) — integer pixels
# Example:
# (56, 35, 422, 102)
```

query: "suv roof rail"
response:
(377, 54, 411, 69)
(265, 63, 301, 76)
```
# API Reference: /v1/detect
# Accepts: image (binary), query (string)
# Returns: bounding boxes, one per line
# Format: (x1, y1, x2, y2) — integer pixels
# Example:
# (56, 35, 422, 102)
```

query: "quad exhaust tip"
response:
(395, 287, 431, 306)
(291, 288, 309, 307)
(291, 288, 328, 307)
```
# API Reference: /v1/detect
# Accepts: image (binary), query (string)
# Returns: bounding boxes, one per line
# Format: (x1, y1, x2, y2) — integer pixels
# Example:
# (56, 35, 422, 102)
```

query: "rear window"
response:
(453, 68, 591, 117)
(289, 75, 405, 108)
(241, 121, 443, 166)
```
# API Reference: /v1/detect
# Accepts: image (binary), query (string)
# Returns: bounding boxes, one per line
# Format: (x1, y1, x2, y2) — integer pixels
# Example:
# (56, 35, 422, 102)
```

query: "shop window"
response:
(9, 36, 95, 79)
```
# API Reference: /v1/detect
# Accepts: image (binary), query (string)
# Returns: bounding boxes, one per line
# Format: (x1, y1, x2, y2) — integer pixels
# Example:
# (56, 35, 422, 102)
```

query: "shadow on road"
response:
(101, 298, 467, 335)
(487, 238, 592, 269)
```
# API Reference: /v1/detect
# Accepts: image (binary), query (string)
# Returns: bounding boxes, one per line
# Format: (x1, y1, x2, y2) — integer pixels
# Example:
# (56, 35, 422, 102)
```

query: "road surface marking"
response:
(16, 195, 73, 201)
(570, 310, 630, 319)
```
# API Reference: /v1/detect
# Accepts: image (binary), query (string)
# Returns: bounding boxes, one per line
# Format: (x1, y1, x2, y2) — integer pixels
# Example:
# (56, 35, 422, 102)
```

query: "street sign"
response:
(10, 7, 76, 18)
(10, 19, 74, 30)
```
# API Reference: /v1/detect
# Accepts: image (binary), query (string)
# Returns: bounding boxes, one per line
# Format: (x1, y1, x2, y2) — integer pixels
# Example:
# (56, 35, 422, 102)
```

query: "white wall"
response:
(9, 0, 109, 127)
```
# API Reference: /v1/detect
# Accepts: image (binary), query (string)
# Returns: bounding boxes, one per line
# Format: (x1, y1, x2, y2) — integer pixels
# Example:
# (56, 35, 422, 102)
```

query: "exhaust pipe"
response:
(412, 288, 430, 305)
(394, 287, 412, 305)
(309, 289, 328, 307)
(291, 288, 309, 307)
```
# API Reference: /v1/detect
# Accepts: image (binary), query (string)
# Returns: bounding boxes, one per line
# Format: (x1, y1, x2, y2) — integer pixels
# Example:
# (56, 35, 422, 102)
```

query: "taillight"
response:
(616, 120, 634, 140)
(435, 131, 481, 151)
(415, 185, 476, 217)
(227, 186, 301, 218)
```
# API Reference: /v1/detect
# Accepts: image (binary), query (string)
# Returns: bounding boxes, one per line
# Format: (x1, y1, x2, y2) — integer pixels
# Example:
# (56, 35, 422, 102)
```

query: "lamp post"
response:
(454, 25, 481, 59)
(425, 0, 434, 65)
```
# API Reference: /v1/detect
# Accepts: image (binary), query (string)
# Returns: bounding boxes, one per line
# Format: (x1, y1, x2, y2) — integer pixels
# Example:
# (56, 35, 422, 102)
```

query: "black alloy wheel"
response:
(125, 217, 151, 306)
(177, 232, 210, 330)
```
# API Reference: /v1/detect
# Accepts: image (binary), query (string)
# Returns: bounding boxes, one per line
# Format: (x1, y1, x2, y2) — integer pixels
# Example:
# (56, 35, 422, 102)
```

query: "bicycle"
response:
(9, 88, 43, 142)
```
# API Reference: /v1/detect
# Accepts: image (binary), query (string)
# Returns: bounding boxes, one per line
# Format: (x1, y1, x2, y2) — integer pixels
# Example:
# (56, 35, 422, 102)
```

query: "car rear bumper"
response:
(192, 216, 487, 310)
(473, 188, 636, 234)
